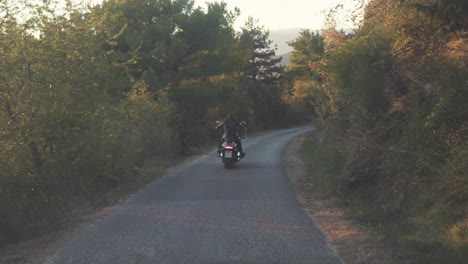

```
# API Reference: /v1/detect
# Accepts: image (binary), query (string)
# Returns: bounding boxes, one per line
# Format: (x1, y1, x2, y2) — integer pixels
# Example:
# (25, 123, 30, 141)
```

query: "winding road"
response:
(43, 126, 341, 264)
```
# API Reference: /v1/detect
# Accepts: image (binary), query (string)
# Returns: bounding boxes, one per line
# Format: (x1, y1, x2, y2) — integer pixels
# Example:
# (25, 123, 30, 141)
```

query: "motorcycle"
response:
(216, 121, 247, 169)
(218, 138, 242, 168)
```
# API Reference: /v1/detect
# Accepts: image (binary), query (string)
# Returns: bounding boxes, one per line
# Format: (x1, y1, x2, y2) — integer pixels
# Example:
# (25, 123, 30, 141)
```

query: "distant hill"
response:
(269, 28, 301, 55)
(269, 27, 354, 56)
(268, 28, 303, 67)
(278, 51, 292, 66)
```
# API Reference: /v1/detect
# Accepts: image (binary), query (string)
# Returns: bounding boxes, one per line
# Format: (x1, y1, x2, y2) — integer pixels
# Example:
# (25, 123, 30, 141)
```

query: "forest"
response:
(286, 0, 467, 263)
(0, 0, 294, 245)
(1, 0, 467, 263)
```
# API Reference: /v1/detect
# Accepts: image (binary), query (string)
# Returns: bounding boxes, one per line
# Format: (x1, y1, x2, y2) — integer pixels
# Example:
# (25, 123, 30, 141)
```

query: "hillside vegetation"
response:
(2, 1, 466, 262)
(285, 0, 467, 263)
(0, 0, 295, 245)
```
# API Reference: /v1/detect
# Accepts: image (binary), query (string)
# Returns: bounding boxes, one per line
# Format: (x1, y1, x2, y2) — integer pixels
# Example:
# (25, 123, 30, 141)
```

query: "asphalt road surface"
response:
(44, 126, 342, 264)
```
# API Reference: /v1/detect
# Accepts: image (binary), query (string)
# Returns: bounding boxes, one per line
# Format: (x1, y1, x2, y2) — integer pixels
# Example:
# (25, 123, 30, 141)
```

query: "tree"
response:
(90, 0, 194, 92)
(238, 17, 289, 127)
(284, 30, 325, 117)
(175, 2, 240, 78)
(296, 2, 468, 262)
(240, 17, 283, 83)
(0, 1, 181, 243)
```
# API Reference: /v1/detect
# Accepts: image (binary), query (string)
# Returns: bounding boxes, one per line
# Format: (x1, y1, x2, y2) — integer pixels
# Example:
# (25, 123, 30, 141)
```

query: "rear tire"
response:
(224, 159, 233, 169)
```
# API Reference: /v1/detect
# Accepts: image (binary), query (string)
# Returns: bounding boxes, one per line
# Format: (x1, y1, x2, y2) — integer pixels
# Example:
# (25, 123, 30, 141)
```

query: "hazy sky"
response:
(194, 0, 358, 30)
(84, 0, 358, 31)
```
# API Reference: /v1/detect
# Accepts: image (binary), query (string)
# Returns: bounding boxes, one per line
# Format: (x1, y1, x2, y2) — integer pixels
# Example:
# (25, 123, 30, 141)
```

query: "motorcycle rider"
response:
(216, 112, 246, 158)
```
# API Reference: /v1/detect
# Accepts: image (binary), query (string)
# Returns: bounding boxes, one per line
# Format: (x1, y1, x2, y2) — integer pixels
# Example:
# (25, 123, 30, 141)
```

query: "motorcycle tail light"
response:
(224, 146, 234, 150)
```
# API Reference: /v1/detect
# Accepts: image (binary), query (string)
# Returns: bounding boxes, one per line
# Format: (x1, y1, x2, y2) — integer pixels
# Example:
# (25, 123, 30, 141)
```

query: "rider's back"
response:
(223, 118, 239, 140)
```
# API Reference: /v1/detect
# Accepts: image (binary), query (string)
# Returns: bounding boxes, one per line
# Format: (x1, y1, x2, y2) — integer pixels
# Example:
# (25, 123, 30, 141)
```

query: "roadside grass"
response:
(301, 132, 345, 198)
(87, 156, 175, 208)
(96, 141, 211, 204)
(0, 155, 176, 263)
(301, 131, 468, 264)
(0, 141, 218, 251)
(110, 157, 173, 194)
(72, 140, 217, 212)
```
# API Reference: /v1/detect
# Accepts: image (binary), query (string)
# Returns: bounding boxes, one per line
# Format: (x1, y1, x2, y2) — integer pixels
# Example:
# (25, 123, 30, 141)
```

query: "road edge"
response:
(0, 148, 219, 264)
(284, 132, 406, 264)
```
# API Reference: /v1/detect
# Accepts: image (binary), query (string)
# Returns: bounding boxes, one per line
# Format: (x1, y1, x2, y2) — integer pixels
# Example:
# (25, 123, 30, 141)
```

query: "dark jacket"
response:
(216, 117, 244, 140)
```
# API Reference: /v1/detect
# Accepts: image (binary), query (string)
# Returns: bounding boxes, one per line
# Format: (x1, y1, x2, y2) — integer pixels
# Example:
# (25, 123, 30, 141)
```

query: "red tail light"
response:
(224, 146, 234, 150)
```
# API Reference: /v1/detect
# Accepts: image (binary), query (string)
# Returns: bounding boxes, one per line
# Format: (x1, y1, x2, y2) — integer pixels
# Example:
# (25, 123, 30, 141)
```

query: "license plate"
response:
(225, 151, 232, 158)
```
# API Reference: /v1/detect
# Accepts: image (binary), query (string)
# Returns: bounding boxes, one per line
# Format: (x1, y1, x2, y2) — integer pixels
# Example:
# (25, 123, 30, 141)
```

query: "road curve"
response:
(44, 126, 341, 264)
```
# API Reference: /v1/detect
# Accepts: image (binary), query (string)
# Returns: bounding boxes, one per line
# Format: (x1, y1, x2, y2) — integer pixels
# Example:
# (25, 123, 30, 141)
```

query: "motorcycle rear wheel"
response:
(224, 159, 233, 169)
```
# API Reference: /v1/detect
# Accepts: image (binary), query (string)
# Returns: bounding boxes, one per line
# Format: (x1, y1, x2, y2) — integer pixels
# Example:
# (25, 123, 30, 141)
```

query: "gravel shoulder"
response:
(2, 128, 408, 264)
(0, 152, 212, 264)
(284, 133, 409, 264)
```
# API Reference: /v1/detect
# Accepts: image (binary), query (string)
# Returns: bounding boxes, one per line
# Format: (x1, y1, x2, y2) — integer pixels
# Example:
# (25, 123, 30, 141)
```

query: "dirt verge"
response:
(284, 133, 409, 264)
(2, 132, 411, 264)
(0, 151, 212, 264)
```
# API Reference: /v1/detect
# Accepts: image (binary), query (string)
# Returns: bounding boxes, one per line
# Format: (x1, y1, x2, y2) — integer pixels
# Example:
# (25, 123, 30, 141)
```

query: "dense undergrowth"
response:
(0, 0, 297, 245)
(303, 131, 467, 263)
(290, 1, 467, 263)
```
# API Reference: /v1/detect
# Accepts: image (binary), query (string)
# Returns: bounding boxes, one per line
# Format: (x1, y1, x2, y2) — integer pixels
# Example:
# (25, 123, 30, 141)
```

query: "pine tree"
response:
(239, 17, 288, 128)
(240, 17, 283, 84)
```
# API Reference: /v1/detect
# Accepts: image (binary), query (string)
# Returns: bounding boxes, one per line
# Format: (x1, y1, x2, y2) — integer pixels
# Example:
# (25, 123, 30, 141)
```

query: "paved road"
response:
(44, 126, 341, 264)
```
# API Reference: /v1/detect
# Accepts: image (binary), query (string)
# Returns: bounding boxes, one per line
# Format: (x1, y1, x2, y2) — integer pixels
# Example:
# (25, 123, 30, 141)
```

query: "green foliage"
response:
(0, 0, 301, 245)
(239, 18, 292, 128)
(240, 17, 283, 83)
(302, 133, 346, 197)
(283, 30, 326, 118)
(325, 28, 391, 114)
(286, 30, 324, 78)
(297, 0, 467, 262)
